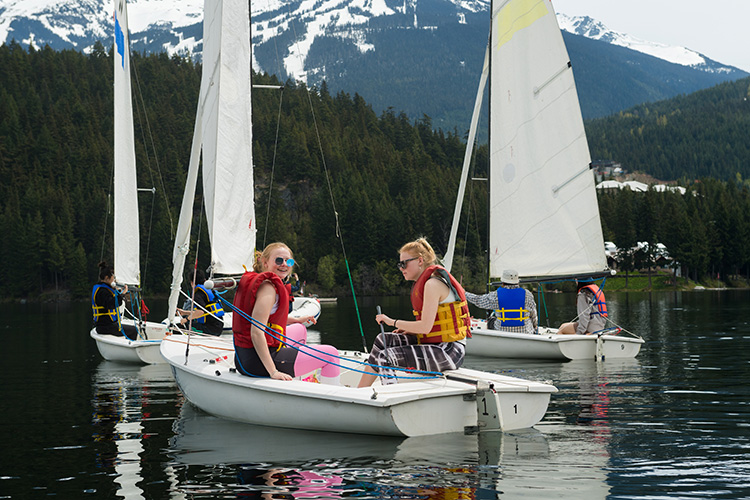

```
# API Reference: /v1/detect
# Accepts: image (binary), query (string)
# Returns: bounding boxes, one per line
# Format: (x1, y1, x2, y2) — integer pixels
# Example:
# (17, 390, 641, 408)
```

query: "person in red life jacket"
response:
(91, 261, 137, 340)
(233, 242, 340, 384)
(557, 280, 609, 335)
(177, 269, 225, 336)
(358, 237, 470, 387)
(465, 268, 538, 335)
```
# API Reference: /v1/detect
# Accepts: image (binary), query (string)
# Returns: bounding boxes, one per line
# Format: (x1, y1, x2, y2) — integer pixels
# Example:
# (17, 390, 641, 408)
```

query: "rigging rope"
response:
(215, 295, 441, 380)
(279, 11, 368, 352)
(262, 85, 285, 248)
(131, 56, 175, 239)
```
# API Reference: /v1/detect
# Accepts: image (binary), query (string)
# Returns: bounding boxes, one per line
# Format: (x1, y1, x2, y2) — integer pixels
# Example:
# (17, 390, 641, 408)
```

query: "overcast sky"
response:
(552, 0, 750, 72)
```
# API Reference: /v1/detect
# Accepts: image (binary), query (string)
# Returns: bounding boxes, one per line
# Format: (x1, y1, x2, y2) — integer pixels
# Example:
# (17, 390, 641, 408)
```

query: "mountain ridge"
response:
(1, 0, 746, 129)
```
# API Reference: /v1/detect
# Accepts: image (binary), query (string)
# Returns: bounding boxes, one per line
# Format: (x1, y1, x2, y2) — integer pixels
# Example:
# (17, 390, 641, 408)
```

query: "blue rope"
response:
(215, 295, 443, 380)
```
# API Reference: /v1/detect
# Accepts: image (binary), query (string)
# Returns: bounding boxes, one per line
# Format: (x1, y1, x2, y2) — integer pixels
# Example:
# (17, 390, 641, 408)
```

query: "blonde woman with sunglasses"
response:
(233, 242, 340, 384)
(358, 237, 471, 387)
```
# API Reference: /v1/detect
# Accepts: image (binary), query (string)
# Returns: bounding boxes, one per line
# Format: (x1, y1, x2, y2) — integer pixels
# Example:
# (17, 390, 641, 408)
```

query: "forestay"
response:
(113, 0, 140, 287)
(487, 0, 605, 279)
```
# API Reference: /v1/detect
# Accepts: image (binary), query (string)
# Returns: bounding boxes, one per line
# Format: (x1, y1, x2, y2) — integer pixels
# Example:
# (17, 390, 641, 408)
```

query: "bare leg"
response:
(557, 322, 578, 335)
(358, 366, 378, 387)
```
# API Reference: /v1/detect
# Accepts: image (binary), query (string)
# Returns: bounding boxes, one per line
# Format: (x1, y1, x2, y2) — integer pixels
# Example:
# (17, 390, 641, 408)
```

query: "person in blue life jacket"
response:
(91, 261, 137, 340)
(177, 269, 225, 336)
(557, 280, 609, 335)
(465, 269, 538, 335)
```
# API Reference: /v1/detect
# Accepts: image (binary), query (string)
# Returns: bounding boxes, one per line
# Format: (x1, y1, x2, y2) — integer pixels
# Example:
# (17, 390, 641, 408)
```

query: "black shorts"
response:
(234, 345, 298, 377)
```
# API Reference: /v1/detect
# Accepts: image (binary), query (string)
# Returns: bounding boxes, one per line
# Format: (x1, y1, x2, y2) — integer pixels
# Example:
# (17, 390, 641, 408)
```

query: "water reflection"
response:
(6, 292, 750, 498)
(169, 402, 635, 499)
(91, 361, 177, 499)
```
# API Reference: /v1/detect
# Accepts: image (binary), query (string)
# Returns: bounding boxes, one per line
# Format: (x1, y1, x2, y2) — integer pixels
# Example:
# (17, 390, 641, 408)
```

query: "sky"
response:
(552, 0, 750, 72)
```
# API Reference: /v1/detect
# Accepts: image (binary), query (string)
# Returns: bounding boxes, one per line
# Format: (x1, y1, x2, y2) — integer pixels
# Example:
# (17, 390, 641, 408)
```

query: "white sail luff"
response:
(487, 0, 606, 279)
(443, 44, 490, 273)
(201, 0, 256, 275)
(113, 0, 140, 286)
(167, 108, 204, 320)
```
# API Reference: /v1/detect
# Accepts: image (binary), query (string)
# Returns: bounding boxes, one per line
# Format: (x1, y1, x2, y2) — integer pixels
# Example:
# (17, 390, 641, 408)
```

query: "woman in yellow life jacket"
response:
(358, 237, 470, 387)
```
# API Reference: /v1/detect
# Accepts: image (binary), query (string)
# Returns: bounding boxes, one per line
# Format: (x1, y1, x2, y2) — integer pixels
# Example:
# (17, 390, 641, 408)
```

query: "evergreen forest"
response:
(0, 42, 749, 301)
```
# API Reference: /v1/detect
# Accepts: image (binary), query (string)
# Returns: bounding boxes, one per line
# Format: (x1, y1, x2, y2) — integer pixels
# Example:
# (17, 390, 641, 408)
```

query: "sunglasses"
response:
(396, 257, 418, 270)
(274, 257, 295, 267)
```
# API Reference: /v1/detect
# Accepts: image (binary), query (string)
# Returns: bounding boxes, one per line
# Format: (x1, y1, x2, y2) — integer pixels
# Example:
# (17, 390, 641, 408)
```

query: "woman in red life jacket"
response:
(358, 238, 470, 387)
(557, 280, 609, 335)
(233, 243, 340, 384)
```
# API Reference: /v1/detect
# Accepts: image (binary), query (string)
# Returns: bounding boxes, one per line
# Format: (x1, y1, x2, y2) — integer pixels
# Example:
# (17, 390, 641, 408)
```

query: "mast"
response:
(485, 0, 494, 292)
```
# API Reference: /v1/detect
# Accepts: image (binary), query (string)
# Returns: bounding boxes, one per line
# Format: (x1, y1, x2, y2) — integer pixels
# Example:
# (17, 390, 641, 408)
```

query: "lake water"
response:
(1, 290, 749, 499)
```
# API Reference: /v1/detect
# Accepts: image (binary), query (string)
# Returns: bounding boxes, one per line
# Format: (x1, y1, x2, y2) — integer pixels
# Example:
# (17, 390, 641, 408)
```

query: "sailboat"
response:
(161, 0, 556, 437)
(443, 0, 643, 361)
(89, 0, 169, 364)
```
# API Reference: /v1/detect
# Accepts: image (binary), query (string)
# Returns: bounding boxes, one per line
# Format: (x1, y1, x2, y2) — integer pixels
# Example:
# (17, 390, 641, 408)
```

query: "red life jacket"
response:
(410, 265, 471, 344)
(581, 284, 608, 317)
(232, 271, 291, 349)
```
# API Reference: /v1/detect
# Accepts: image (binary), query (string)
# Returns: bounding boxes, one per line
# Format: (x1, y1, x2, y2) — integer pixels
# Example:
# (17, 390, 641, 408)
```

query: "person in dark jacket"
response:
(91, 261, 137, 340)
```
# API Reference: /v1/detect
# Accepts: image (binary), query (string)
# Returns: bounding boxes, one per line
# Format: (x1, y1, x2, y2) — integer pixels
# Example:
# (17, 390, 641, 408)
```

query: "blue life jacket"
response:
(494, 287, 529, 327)
(193, 284, 225, 324)
(92, 283, 122, 331)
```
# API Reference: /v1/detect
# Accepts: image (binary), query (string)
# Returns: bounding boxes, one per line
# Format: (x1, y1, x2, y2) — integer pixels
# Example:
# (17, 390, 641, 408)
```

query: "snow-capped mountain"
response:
(1, 0, 741, 81)
(1, 0, 746, 129)
(556, 14, 734, 75)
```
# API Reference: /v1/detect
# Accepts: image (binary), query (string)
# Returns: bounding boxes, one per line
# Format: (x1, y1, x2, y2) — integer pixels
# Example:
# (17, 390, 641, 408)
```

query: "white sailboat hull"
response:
(466, 324, 644, 361)
(160, 336, 556, 437)
(90, 320, 169, 364)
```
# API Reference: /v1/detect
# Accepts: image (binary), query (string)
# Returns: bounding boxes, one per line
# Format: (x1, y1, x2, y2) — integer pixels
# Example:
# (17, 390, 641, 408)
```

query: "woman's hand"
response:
(289, 315, 316, 325)
(270, 369, 292, 381)
(375, 313, 394, 328)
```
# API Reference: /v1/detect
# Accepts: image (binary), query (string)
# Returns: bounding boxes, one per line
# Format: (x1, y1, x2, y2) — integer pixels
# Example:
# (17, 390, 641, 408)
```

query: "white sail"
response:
(113, 0, 140, 286)
(487, 0, 606, 279)
(201, 0, 256, 276)
(167, 0, 255, 318)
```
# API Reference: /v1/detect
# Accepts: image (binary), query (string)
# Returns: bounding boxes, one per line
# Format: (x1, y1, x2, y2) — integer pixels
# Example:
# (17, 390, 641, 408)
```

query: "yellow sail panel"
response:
(495, 0, 549, 50)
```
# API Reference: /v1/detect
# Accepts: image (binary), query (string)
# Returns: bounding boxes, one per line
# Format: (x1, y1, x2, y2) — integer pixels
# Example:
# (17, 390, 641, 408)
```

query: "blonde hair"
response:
(252, 242, 293, 273)
(399, 237, 437, 267)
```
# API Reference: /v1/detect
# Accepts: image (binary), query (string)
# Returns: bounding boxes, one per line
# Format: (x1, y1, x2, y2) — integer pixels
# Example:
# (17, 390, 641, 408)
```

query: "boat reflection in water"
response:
(169, 402, 556, 498)
(91, 361, 179, 500)
(463, 356, 644, 498)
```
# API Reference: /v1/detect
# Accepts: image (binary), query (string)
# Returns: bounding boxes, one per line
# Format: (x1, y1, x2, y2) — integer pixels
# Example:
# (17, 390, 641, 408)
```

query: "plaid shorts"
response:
(366, 332, 465, 384)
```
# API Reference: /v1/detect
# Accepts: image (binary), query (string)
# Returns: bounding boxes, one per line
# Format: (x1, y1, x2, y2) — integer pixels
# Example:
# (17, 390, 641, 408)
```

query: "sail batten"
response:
(113, 0, 140, 286)
(487, 0, 606, 279)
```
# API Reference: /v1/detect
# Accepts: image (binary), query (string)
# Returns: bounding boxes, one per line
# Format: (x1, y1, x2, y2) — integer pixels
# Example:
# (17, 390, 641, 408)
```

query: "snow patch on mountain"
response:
(0, 0, 741, 80)
(557, 13, 731, 74)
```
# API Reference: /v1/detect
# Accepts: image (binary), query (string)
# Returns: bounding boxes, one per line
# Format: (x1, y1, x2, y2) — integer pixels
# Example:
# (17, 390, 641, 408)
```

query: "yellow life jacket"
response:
(91, 283, 122, 332)
(410, 265, 471, 344)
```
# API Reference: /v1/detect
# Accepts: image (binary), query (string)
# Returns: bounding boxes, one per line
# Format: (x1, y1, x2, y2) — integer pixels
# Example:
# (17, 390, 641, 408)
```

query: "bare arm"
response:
(251, 282, 292, 381)
(375, 277, 450, 334)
